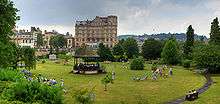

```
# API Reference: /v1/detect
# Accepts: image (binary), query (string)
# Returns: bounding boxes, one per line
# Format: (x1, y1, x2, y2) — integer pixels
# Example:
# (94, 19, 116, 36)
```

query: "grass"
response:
(31, 60, 205, 104)
(184, 74, 220, 104)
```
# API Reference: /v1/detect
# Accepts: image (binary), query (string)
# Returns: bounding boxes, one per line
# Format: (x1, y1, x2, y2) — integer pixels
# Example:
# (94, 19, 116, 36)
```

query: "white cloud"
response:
(13, 0, 220, 37)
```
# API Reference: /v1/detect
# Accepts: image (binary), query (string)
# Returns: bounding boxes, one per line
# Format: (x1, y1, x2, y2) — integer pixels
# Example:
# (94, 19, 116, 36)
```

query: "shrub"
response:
(2, 80, 63, 104)
(130, 58, 144, 70)
(0, 69, 23, 82)
(74, 88, 95, 104)
(42, 60, 46, 64)
(0, 100, 24, 104)
(182, 59, 192, 68)
(101, 73, 113, 91)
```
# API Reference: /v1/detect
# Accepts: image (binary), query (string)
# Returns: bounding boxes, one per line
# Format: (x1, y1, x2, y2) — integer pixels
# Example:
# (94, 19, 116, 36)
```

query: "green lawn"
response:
(184, 75, 220, 104)
(31, 60, 205, 104)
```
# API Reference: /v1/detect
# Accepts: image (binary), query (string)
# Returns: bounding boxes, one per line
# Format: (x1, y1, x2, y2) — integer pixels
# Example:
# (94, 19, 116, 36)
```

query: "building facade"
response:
(74, 16, 118, 48)
(11, 29, 35, 48)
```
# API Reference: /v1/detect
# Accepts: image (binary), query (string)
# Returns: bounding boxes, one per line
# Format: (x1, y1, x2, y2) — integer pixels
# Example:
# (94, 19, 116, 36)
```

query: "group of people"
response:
(152, 65, 173, 80)
(21, 70, 66, 93)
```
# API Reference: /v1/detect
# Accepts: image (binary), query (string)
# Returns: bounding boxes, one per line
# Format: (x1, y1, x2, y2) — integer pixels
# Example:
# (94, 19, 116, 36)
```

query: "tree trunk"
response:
(104, 84, 107, 91)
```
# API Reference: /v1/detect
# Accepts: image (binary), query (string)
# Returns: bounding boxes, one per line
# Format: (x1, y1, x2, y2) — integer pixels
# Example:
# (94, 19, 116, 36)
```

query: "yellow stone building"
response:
(74, 16, 118, 48)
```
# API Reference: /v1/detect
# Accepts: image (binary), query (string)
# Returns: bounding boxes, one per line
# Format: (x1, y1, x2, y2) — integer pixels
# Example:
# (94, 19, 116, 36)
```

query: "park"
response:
(1, 0, 220, 104)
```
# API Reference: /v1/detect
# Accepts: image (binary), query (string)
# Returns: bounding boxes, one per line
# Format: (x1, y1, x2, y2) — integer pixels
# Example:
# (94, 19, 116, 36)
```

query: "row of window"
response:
(75, 38, 115, 42)
(75, 43, 113, 48)
(75, 34, 117, 37)
(22, 39, 33, 43)
(76, 26, 116, 30)
(76, 30, 116, 34)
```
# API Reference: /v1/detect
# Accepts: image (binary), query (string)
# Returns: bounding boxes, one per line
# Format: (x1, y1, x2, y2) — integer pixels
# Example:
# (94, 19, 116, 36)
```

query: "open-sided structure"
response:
(72, 55, 106, 74)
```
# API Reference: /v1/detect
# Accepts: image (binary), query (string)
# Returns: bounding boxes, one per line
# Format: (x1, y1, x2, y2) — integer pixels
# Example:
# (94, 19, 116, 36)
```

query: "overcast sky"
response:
(12, 0, 220, 37)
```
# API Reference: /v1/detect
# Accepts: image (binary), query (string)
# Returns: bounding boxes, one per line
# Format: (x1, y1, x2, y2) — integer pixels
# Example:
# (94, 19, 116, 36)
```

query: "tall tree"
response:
(142, 38, 163, 60)
(0, 0, 19, 43)
(209, 17, 220, 45)
(97, 43, 114, 61)
(36, 33, 44, 48)
(183, 25, 194, 58)
(0, 0, 19, 68)
(123, 38, 139, 59)
(193, 44, 220, 73)
(161, 38, 180, 65)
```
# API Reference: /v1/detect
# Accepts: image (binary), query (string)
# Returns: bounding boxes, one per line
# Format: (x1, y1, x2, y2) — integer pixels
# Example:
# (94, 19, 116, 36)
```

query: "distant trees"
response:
(97, 43, 114, 61)
(36, 33, 44, 48)
(142, 38, 163, 60)
(49, 35, 67, 52)
(209, 17, 220, 45)
(123, 38, 139, 59)
(161, 38, 180, 65)
(183, 25, 194, 59)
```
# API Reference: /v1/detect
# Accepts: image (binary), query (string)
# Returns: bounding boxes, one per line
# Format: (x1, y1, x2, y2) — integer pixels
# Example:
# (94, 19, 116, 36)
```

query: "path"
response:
(166, 73, 213, 104)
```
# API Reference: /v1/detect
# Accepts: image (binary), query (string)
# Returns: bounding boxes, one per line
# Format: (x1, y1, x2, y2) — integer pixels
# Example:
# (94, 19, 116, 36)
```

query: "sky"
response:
(12, 0, 220, 37)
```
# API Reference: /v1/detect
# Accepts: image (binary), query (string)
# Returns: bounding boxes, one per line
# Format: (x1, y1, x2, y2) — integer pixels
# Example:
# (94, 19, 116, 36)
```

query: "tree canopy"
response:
(97, 43, 114, 61)
(142, 38, 163, 60)
(183, 25, 195, 59)
(0, 0, 19, 68)
(112, 43, 124, 57)
(193, 44, 220, 73)
(209, 17, 220, 45)
(0, 0, 19, 43)
(161, 38, 180, 65)
(123, 38, 139, 59)
(36, 33, 44, 48)
(49, 35, 67, 50)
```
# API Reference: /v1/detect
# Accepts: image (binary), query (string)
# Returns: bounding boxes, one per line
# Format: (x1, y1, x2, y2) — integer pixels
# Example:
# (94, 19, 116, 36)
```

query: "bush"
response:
(2, 80, 63, 104)
(130, 58, 144, 70)
(182, 59, 192, 68)
(0, 100, 24, 104)
(42, 60, 46, 64)
(0, 69, 23, 82)
(74, 88, 95, 104)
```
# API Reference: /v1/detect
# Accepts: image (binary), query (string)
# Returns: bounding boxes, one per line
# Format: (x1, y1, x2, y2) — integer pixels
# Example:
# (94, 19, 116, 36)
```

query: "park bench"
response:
(185, 90, 198, 101)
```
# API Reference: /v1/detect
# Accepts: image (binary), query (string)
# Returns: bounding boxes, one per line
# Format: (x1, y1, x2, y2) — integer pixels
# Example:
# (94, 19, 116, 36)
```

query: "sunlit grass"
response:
(184, 75, 220, 104)
(31, 60, 205, 104)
